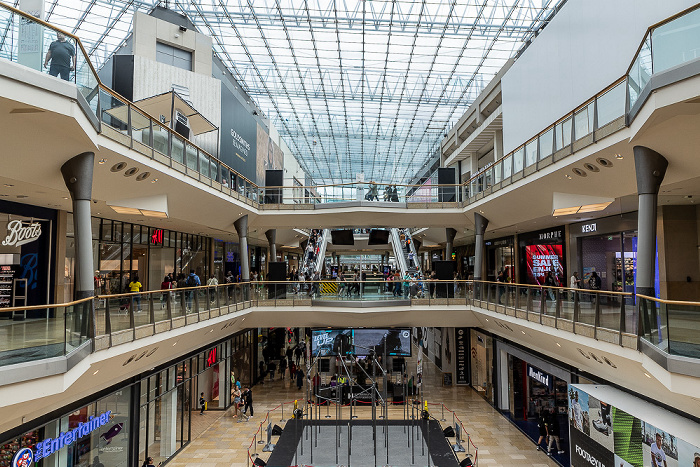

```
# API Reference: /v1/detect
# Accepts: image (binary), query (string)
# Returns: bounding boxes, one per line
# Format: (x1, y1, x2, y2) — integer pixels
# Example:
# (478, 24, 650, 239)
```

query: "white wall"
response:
(501, 0, 697, 153)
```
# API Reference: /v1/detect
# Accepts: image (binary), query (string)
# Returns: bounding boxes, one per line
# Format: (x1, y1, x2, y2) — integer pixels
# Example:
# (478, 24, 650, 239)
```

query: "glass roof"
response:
(34, 0, 565, 184)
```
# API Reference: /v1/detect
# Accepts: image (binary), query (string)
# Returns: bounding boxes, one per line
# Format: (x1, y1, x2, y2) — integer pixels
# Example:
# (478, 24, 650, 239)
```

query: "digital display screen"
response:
(353, 328, 412, 356)
(311, 329, 353, 356)
(525, 244, 564, 285)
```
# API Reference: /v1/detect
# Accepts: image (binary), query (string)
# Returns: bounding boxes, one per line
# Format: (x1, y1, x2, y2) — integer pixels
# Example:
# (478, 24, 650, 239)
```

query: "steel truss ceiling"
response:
(41, 0, 564, 184)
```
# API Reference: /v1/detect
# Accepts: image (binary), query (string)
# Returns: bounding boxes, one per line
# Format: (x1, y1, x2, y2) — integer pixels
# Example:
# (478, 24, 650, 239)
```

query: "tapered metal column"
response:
(445, 228, 457, 260)
(474, 213, 489, 282)
(61, 152, 95, 299)
(234, 216, 250, 282)
(265, 229, 277, 263)
(633, 146, 668, 297)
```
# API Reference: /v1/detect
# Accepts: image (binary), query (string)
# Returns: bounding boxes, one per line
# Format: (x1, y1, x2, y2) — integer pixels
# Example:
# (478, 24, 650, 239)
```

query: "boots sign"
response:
(2, 220, 42, 247)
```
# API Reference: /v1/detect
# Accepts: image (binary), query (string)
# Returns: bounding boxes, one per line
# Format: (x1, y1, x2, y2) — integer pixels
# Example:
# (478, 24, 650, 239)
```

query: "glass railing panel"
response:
(596, 81, 626, 127)
(484, 166, 493, 189)
(525, 139, 537, 167)
(106, 296, 131, 333)
(628, 35, 652, 108)
(513, 147, 524, 173)
(554, 116, 572, 150)
(199, 151, 211, 179)
(561, 289, 576, 321)
(539, 128, 553, 159)
(502, 153, 512, 178)
(597, 293, 622, 333)
(0, 304, 67, 366)
(185, 143, 198, 172)
(493, 160, 503, 184)
(574, 102, 594, 140)
(130, 108, 152, 149)
(171, 290, 185, 318)
(666, 302, 700, 357)
(152, 122, 170, 158)
(154, 292, 170, 322)
(171, 133, 185, 165)
(132, 295, 150, 327)
(578, 291, 598, 326)
(651, 7, 700, 74)
(99, 88, 128, 133)
(74, 47, 98, 115)
(0, 8, 18, 63)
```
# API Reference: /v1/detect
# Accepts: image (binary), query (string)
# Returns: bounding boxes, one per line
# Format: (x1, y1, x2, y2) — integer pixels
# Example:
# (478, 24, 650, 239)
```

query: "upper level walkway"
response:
(0, 279, 698, 437)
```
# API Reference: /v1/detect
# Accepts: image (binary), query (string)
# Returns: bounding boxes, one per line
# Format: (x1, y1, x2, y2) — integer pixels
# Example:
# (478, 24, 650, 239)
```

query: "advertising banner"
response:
(455, 327, 468, 385)
(568, 385, 700, 467)
(525, 244, 564, 285)
(220, 84, 257, 184)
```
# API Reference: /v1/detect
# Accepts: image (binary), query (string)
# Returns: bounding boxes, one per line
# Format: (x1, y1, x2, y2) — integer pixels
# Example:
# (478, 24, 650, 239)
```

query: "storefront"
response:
(65, 215, 212, 299)
(0, 201, 57, 316)
(213, 239, 241, 283)
(0, 330, 254, 467)
(519, 226, 566, 286)
(485, 236, 514, 282)
(469, 329, 494, 404)
(568, 212, 638, 292)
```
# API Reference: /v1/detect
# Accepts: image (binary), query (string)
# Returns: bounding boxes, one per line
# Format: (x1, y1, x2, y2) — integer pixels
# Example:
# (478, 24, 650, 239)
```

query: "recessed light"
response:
(98, 158, 107, 164)
(16, 195, 28, 198)
(3, 184, 13, 187)
(484, 318, 488, 321)
(615, 154, 623, 160)
(565, 174, 572, 180)
(521, 330, 526, 335)
(93, 370, 99, 375)
(151, 178, 158, 183)
(644, 372, 651, 378)
(172, 342, 177, 346)
(556, 342, 561, 347)
(63, 197, 69, 200)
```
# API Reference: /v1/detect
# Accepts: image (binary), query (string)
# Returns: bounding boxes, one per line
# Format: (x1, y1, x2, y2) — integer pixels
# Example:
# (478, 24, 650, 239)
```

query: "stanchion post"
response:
(441, 403, 446, 422)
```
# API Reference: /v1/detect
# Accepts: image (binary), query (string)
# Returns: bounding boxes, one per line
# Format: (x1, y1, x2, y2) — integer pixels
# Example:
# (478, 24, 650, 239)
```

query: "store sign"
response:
(569, 424, 614, 467)
(150, 229, 164, 245)
(455, 327, 469, 385)
(538, 230, 562, 240)
(33, 411, 112, 461)
(581, 223, 597, 233)
(2, 220, 42, 247)
(12, 447, 33, 467)
(527, 364, 553, 390)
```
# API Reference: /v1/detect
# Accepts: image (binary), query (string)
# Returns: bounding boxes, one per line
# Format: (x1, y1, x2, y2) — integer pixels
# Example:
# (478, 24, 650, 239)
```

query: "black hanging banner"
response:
(455, 327, 469, 385)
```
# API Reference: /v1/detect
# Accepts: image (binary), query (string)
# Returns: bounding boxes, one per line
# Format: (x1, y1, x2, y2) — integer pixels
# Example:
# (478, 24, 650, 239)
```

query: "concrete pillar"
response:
(445, 228, 457, 260)
(494, 130, 504, 161)
(233, 216, 250, 281)
(265, 229, 277, 263)
(474, 213, 489, 282)
(61, 152, 95, 299)
(634, 146, 668, 297)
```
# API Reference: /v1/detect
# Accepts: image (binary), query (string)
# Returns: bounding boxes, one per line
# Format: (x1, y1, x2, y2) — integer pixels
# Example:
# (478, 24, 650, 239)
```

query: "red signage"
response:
(151, 229, 164, 245)
(207, 348, 217, 367)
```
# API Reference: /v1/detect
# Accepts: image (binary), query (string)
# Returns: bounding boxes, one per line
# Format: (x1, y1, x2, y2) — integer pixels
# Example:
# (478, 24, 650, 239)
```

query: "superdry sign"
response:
(455, 327, 468, 385)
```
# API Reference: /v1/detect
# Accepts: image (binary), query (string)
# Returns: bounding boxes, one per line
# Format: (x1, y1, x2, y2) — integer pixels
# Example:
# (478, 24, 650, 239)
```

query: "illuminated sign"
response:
(34, 411, 112, 461)
(150, 229, 164, 244)
(2, 220, 42, 247)
(582, 223, 597, 233)
(12, 447, 33, 467)
(207, 348, 217, 367)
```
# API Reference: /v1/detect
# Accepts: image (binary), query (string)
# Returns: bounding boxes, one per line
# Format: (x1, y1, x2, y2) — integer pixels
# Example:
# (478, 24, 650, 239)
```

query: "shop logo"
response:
(34, 411, 112, 462)
(538, 230, 561, 240)
(12, 447, 33, 467)
(151, 229, 164, 244)
(575, 444, 606, 467)
(528, 366, 550, 387)
(2, 220, 42, 247)
(582, 223, 597, 233)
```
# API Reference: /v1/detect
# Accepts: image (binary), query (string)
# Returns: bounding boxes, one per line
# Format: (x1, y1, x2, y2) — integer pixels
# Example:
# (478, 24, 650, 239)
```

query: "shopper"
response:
(296, 367, 304, 390)
(294, 345, 303, 365)
(185, 270, 201, 311)
(128, 275, 142, 312)
(588, 271, 602, 290)
(232, 386, 242, 419)
(242, 387, 254, 417)
(268, 360, 277, 381)
(547, 410, 565, 455)
(199, 392, 206, 415)
(279, 356, 288, 379)
(160, 275, 172, 309)
(535, 410, 549, 450)
(44, 32, 76, 81)
(141, 456, 159, 467)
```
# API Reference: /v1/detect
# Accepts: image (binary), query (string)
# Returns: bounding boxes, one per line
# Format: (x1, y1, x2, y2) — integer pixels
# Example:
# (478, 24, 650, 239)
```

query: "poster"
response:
(525, 244, 564, 285)
(455, 328, 468, 385)
(569, 385, 700, 467)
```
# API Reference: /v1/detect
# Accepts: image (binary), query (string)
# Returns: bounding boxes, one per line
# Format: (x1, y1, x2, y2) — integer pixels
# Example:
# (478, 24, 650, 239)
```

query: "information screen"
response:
(311, 329, 353, 356)
(353, 328, 412, 356)
(525, 244, 564, 285)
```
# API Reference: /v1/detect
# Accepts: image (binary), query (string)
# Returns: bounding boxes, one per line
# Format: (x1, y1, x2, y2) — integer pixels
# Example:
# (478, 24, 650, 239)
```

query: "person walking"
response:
(185, 269, 201, 311)
(535, 410, 549, 450)
(242, 387, 254, 417)
(294, 345, 303, 365)
(128, 275, 142, 312)
(279, 356, 288, 379)
(232, 386, 242, 420)
(268, 360, 277, 381)
(296, 367, 304, 390)
(160, 275, 172, 309)
(199, 392, 206, 415)
(547, 410, 565, 455)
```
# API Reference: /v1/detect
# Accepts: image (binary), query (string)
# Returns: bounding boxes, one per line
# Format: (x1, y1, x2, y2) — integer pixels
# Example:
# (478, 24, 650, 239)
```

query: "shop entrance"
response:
(578, 232, 637, 293)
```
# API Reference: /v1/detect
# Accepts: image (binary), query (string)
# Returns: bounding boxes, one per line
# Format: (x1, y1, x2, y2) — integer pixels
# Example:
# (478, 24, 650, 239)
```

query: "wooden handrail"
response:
(636, 294, 700, 306)
(0, 296, 93, 313)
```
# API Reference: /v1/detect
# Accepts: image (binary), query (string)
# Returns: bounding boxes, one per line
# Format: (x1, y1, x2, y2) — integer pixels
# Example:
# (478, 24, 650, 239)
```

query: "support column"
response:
(474, 213, 489, 282)
(61, 152, 95, 299)
(634, 146, 668, 297)
(265, 229, 277, 264)
(445, 228, 457, 260)
(234, 216, 250, 281)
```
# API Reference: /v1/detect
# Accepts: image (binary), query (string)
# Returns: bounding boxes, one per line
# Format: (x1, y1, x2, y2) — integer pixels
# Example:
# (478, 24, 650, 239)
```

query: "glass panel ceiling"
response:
(37, 0, 565, 184)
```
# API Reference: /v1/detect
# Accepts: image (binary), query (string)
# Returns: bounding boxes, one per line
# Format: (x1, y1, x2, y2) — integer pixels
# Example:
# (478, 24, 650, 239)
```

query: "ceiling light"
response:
(565, 174, 572, 180)
(644, 372, 651, 378)
(3, 184, 13, 187)
(110, 206, 141, 215)
(172, 342, 177, 346)
(98, 158, 107, 164)
(151, 178, 158, 183)
(93, 370, 99, 375)
(140, 209, 168, 218)
(556, 342, 561, 347)
(615, 154, 623, 160)
(521, 330, 526, 335)
(552, 206, 580, 216)
(553, 201, 612, 216)
(63, 197, 69, 200)
(577, 202, 612, 213)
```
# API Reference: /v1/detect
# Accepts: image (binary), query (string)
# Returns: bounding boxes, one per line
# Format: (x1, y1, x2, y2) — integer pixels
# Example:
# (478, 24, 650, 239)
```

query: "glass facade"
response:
(0, 330, 253, 467)
(469, 329, 493, 404)
(66, 215, 212, 297)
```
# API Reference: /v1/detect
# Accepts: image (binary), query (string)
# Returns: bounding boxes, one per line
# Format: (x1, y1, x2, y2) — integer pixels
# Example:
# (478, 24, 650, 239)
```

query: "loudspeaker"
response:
(271, 425, 283, 436)
(267, 262, 286, 299)
(438, 167, 456, 202)
(265, 170, 283, 203)
(433, 260, 455, 298)
(443, 426, 455, 437)
(254, 458, 267, 466)
(460, 457, 473, 467)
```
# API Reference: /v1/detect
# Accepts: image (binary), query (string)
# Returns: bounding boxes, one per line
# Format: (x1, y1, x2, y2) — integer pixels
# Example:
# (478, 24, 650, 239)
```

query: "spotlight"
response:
(179, 25, 187, 32)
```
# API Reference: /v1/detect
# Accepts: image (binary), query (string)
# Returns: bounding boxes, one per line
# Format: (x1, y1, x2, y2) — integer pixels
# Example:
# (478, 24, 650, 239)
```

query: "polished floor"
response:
(167, 352, 560, 467)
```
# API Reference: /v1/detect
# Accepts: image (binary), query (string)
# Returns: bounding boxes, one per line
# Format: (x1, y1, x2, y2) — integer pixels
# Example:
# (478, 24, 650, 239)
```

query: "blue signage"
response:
(33, 411, 112, 461)
(12, 447, 33, 467)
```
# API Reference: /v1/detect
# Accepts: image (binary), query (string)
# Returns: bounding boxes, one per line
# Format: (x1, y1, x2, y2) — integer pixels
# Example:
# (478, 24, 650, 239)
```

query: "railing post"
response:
(619, 296, 626, 346)
(166, 288, 173, 329)
(555, 289, 561, 329)
(194, 289, 201, 320)
(526, 287, 532, 319)
(63, 306, 68, 356)
(149, 293, 156, 333)
(515, 285, 520, 310)
(594, 293, 602, 339)
(149, 119, 154, 159)
(105, 297, 112, 347)
(129, 296, 136, 342)
(539, 287, 545, 324)
(181, 290, 187, 316)
(573, 290, 580, 334)
(127, 104, 133, 149)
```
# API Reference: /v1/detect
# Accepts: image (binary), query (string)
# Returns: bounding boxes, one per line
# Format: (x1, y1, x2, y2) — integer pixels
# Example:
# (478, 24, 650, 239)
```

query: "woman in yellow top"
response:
(129, 274, 143, 312)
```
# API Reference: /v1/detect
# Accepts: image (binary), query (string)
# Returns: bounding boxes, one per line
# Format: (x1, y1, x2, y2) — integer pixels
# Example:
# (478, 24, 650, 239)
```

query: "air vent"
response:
(136, 172, 151, 181)
(597, 157, 613, 168)
(583, 163, 600, 173)
(603, 356, 617, 368)
(124, 167, 139, 177)
(572, 168, 587, 177)
(111, 162, 127, 172)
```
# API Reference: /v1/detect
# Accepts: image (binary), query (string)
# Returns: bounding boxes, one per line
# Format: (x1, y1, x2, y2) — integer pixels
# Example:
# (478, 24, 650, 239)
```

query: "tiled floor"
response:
(168, 349, 560, 467)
